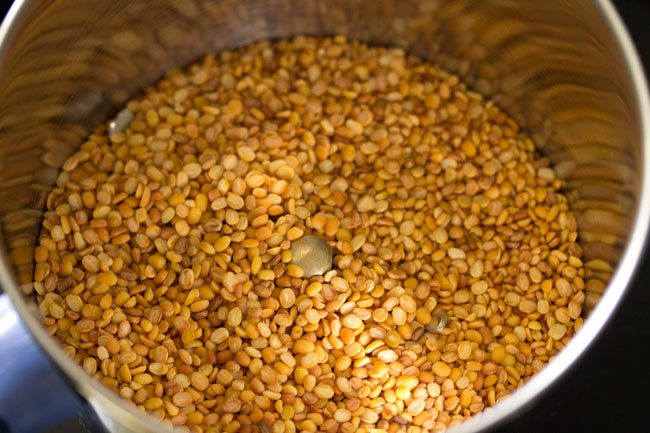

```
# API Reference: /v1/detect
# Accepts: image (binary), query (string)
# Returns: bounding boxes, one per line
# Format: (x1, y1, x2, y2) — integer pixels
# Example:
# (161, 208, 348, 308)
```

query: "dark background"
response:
(0, 1, 648, 432)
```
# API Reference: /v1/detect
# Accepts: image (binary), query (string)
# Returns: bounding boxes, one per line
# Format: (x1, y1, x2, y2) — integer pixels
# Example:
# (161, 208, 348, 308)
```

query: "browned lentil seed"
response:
(35, 36, 586, 433)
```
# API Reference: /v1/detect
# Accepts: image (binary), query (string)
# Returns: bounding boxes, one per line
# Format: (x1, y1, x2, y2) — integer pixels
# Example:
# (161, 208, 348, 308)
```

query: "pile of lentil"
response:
(34, 36, 587, 433)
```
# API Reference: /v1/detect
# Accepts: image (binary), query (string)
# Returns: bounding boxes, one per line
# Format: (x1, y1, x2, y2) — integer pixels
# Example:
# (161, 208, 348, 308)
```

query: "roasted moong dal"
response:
(34, 36, 587, 433)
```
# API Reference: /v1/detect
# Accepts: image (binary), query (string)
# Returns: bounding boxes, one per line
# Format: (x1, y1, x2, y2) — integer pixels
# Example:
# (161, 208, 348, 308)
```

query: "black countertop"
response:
(0, 1, 647, 432)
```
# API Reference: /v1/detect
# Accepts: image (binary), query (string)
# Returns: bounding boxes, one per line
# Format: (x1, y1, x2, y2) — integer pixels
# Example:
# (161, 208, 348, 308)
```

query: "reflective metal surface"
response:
(290, 235, 333, 278)
(0, 1, 647, 432)
(0, 294, 83, 433)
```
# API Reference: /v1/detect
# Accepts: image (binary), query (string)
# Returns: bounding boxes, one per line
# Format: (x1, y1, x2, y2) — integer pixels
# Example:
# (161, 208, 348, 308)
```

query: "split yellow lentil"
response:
(34, 36, 586, 433)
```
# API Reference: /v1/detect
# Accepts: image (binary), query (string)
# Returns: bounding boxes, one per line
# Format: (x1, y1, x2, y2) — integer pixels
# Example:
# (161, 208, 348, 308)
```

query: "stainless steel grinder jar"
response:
(0, 1, 647, 433)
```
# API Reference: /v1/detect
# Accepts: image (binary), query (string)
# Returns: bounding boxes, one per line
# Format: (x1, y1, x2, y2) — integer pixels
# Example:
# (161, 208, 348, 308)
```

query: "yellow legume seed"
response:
(415, 307, 431, 325)
(172, 392, 193, 408)
(335, 355, 352, 371)
(458, 341, 473, 360)
(227, 307, 242, 327)
(305, 309, 320, 324)
(187, 207, 202, 225)
(549, 323, 568, 340)
(396, 376, 419, 390)
(491, 346, 506, 364)
(294, 339, 315, 355)
(279, 288, 296, 309)
(334, 408, 351, 423)
(287, 227, 304, 241)
(306, 282, 322, 297)
(214, 236, 231, 252)
(314, 383, 334, 399)
(32, 36, 589, 433)
(281, 250, 292, 263)
(251, 256, 262, 274)
(133, 374, 153, 385)
(395, 386, 411, 400)
(65, 294, 83, 313)
(432, 361, 452, 377)
(97, 271, 117, 286)
(341, 314, 363, 329)
(237, 146, 256, 162)
(175, 220, 190, 236)
(258, 269, 275, 281)
(286, 264, 304, 278)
